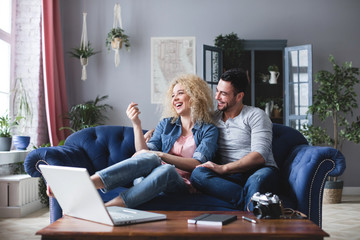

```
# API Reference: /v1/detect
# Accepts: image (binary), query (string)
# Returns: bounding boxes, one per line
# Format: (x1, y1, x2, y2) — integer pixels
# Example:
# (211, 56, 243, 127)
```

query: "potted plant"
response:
(0, 113, 21, 151)
(105, 27, 130, 52)
(268, 65, 279, 72)
(301, 55, 360, 203)
(61, 95, 113, 133)
(12, 78, 32, 150)
(272, 97, 283, 118)
(69, 42, 98, 61)
(257, 73, 269, 83)
(268, 65, 280, 84)
(69, 42, 99, 81)
(214, 32, 244, 72)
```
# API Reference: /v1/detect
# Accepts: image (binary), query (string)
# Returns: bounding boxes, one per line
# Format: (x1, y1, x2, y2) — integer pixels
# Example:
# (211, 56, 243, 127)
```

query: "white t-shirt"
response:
(214, 105, 278, 168)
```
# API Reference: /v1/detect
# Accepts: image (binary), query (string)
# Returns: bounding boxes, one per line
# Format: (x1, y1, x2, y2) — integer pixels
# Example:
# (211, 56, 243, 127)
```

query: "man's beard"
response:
(217, 99, 236, 112)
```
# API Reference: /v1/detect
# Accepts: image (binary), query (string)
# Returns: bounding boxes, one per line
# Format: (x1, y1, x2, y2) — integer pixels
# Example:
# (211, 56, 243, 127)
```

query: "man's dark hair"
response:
(220, 68, 249, 95)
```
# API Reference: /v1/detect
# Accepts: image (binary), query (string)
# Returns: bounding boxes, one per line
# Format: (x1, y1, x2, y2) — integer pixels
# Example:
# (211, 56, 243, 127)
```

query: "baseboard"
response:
(0, 200, 44, 218)
(343, 187, 360, 195)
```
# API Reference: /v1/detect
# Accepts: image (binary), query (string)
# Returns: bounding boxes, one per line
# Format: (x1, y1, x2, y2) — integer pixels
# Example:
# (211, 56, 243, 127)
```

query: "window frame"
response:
(0, 0, 16, 115)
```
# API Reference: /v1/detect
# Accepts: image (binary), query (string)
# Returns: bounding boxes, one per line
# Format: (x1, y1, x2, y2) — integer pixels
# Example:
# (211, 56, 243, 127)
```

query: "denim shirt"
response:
(146, 117, 218, 164)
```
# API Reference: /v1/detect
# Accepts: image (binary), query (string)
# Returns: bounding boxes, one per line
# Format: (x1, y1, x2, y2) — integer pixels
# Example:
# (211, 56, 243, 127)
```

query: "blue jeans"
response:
(96, 152, 188, 208)
(190, 166, 280, 211)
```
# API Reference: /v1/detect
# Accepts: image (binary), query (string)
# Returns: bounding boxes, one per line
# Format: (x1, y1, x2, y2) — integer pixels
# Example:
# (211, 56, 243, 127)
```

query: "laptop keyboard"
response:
(110, 212, 132, 220)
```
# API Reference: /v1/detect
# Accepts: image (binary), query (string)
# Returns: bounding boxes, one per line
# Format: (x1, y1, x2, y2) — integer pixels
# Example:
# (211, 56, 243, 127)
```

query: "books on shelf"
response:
(188, 213, 237, 226)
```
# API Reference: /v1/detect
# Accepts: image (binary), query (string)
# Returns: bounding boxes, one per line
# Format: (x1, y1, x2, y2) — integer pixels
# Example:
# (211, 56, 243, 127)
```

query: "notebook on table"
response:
(39, 164, 166, 226)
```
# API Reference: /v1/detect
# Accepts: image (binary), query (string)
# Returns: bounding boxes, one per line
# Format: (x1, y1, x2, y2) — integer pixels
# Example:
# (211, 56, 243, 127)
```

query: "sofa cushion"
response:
(272, 123, 308, 168)
(65, 126, 137, 172)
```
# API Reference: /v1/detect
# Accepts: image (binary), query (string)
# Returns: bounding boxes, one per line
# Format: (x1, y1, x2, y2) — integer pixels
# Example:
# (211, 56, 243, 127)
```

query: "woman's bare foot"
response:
(105, 196, 126, 207)
(90, 174, 105, 189)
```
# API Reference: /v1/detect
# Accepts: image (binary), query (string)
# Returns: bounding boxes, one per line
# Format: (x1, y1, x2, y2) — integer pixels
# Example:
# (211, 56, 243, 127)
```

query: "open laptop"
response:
(39, 164, 166, 226)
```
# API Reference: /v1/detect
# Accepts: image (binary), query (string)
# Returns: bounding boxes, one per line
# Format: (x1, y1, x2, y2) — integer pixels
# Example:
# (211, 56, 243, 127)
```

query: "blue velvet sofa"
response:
(24, 123, 345, 227)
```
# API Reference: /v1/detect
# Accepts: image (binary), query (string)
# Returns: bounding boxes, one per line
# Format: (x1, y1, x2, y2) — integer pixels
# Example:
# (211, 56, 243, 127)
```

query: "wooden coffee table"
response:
(37, 211, 329, 240)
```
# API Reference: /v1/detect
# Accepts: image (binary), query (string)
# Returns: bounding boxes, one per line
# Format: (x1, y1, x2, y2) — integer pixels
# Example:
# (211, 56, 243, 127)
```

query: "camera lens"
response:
(253, 205, 267, 219)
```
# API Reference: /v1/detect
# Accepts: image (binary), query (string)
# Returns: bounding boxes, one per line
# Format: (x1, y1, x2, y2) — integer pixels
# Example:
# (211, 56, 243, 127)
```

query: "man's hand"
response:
(196, 161, 227, 175)
(144, 129, 155, 143)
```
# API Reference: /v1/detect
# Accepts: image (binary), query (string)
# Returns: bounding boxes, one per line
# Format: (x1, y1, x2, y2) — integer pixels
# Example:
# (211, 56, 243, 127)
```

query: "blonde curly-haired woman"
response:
(90, 74, 218, 208)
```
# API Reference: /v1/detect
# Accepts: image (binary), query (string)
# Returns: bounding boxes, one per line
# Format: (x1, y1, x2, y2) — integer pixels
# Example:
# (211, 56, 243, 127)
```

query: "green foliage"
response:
(105, 27, 130, 51)
(32, 141, 65, 207)
(32, 142, 51, 149)
(13, 161, 26, 174)
(62, 95, 113, 133)
(214, 32, 244, 71)
(0, 113, 21, 137)
(301, 124, 333, 146)
(301, 55, 360, 152)
(69, 42, 99, 59)
(268, 64, 279, 72)
(12, 78, 32, 134)
(38, 177, 49, 206)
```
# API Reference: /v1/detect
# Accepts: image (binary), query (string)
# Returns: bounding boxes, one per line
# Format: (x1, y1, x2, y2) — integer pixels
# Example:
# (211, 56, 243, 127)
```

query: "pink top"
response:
(166, 134, 198, 193)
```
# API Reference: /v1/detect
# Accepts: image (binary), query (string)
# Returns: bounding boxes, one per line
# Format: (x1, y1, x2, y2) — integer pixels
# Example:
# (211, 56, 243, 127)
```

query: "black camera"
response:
(251, 192, 283, 219)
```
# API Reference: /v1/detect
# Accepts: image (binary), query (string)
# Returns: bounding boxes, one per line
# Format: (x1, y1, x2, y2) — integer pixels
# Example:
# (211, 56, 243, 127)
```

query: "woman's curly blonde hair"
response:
(162, 74, 214, 124)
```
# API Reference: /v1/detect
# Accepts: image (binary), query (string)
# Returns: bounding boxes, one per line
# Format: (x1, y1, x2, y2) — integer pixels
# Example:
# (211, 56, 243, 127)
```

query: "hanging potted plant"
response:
(12, 78, 32, 150)
(105, 27, 130, 52)
(106, 3, 130, 67)
(69, 42, 98, 60)
(69, 42, 98, 79)
(105, 27, 130, 67)
(301, 55, 360, 204)
(69, 12, 99, 81)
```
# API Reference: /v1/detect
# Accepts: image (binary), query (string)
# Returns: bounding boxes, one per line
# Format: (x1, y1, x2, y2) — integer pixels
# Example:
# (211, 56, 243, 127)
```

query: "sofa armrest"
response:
(281, 145, 345, 226)
(24, 145, 95, 177)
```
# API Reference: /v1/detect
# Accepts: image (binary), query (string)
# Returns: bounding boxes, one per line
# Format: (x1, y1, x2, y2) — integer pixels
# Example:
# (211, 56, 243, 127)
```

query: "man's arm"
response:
(197, 152, 265, 175)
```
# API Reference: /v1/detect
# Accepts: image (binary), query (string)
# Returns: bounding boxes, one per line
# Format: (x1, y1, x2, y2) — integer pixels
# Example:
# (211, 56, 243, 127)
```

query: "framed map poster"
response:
(151, 37, 196, 104)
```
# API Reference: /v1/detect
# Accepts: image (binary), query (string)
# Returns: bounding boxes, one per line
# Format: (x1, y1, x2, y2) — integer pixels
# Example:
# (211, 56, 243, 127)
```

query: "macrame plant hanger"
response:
(80, 12, 88, 80)
(112, 3, 123, 67)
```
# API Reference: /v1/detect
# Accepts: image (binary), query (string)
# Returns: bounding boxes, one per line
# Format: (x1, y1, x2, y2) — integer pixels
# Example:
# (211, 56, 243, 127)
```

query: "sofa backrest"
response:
(272, 123, 308, 168)
(65, 126, 137, 172)
(64, 124, 308, 172)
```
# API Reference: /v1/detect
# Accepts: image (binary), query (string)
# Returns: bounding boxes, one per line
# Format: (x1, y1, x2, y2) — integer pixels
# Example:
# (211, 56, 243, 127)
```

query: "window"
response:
(0, 0, 14, 116)
(284, 45, 312, 130)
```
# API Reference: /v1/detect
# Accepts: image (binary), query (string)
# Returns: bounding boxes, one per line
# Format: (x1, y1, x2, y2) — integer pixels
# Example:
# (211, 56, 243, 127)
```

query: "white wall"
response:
(14, 0, 48, 147)
(59, 0, 360, 187)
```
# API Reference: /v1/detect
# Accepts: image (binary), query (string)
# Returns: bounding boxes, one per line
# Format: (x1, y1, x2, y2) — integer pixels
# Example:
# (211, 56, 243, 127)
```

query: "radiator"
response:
(0, 174, 43, 217)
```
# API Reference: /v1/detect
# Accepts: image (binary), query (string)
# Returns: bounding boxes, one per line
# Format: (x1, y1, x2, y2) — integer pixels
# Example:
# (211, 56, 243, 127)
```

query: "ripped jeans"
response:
(96, 152, 188, 208)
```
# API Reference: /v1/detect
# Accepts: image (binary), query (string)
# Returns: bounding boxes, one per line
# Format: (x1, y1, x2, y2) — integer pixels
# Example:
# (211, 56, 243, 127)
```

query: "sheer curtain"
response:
(41, 0, 69, 146)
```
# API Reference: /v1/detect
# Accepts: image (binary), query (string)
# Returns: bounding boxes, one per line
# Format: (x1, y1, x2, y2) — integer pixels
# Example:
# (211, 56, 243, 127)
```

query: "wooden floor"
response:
(0, 195, 359, 240)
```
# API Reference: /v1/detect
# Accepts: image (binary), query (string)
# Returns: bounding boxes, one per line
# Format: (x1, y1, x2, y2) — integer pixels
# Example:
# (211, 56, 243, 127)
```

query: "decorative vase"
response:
(80, 57, 88, 81)
(265, 101, 274, 116)
(269, 71, 280, 84)
(323, 180, 344, 204)
(111, 37, 123, 50)
(13, 135, 30, 150)
(0, 137, 12, 151)
(273, 108, 282, 118)
(80, 57, 88, 66)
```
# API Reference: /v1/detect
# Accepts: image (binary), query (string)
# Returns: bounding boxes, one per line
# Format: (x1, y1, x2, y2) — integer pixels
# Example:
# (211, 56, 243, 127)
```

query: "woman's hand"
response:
(132, 149, 150, 157)
(126, 102, 141, 126)
(46, 184, 55, 198)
